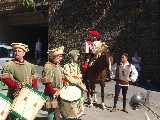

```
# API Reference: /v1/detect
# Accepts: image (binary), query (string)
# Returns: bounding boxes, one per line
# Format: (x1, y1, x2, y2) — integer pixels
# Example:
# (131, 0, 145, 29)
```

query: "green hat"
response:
(68, 50, 80, 59)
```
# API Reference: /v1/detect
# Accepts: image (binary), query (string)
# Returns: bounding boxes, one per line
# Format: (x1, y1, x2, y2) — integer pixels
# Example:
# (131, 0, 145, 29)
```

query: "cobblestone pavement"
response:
(1, 66, 160, 120)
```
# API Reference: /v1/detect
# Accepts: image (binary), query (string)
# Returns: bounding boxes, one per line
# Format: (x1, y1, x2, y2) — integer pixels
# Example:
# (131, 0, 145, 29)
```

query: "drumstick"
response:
(53, 86, 67, 99)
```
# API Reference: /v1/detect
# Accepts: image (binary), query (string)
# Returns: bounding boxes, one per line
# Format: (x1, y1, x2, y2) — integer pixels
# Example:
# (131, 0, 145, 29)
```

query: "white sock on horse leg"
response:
(88, 97, 93, 107)
(102, 103, 105, 107)
(90, 97, 94, 104)
(89, 100, 94, 107)
(93, 94, 98, 102)
(101, 103, 106, 109)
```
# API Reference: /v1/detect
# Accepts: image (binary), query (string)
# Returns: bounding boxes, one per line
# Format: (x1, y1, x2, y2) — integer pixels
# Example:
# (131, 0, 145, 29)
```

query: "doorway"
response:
(9, 24, 48, 65)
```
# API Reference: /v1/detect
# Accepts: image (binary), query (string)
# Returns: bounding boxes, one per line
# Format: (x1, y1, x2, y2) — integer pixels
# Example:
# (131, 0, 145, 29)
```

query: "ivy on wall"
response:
(20, 0, 35, 8)
(47, 0, 159, 84)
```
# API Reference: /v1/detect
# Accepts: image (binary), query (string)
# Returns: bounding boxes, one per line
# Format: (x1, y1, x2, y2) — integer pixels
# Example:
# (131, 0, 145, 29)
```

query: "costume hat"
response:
(48, 46, 64, 56)
(11, 43, 29, 52)
(68, 50, 80, 59)
(89, 30, 99, 37)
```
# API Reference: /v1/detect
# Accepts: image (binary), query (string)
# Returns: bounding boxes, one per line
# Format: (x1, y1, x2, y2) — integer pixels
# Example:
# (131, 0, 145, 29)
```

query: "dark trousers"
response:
(113, 84, 128, 109)
(35, 50, 41, 60)
(6, 113, 17, 120)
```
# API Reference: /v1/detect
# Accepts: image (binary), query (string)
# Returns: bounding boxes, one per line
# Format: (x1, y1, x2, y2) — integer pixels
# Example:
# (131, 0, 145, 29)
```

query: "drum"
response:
(0, 93, 13, 120)
(11, 84, 47, 120)
(60, 85, 84, 119)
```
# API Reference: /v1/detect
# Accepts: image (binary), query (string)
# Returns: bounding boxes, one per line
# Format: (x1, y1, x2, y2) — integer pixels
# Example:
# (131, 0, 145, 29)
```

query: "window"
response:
(0, 47, 13, 58)
(8, 49, 13, 58)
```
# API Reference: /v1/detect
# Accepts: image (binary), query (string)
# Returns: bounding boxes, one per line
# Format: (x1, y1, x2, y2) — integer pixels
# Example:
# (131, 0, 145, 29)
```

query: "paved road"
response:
(1, 66, 160, 120)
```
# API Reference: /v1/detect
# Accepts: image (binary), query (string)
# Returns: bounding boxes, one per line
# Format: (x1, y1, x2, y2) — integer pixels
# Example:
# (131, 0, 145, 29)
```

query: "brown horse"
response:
(82, 52, 110, 109)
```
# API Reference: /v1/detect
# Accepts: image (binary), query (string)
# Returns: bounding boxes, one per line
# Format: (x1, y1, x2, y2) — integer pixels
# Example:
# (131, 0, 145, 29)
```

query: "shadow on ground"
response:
(132, 81, 160, 92)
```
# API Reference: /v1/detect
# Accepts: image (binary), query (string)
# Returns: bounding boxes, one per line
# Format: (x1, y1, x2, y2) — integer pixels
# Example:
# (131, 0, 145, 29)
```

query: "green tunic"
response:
(42, 62, 63, 108)
(63, 63, 86, 91)
(1, 60, 37, 99)
(63, 63, 82, 78)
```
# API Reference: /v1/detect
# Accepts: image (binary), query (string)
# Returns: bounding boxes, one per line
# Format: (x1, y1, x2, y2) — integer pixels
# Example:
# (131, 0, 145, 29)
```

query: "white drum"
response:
(11, 84, 47, 120)
(60, 85, 84, 119)
(0, 93, 12, 120)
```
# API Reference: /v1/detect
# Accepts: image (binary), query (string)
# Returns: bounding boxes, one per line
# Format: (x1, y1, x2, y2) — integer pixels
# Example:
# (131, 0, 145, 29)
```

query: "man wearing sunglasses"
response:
(110, 53, 138, 113)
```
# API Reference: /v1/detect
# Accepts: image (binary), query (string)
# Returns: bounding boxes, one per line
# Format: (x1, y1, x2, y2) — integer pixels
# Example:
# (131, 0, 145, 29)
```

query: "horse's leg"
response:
(93, 84, 98, 103)
(85, 80, 90, 102)
(89, 83, 94, 107)
(101, 84, 106, 110)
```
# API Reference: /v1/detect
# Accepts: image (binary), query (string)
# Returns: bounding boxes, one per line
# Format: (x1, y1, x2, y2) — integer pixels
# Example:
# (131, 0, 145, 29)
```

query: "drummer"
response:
(63, 50, 87, 92)
(1, 43, 38, 120)
(42, 46, 69, 120)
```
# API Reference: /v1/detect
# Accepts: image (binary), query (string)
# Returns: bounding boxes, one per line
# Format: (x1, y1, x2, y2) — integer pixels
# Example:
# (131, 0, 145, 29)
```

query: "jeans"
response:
(137, 70, 141, 81)
(47, 108, 60, 120)
(35, 50, 41, 60)
(113, 84, 128, 108)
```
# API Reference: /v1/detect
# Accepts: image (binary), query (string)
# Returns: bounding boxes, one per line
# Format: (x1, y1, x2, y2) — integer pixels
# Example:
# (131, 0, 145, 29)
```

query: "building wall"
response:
(0, 15, 10, 44)
(0, 15, 23, 44)
(48, 0, 159, 86)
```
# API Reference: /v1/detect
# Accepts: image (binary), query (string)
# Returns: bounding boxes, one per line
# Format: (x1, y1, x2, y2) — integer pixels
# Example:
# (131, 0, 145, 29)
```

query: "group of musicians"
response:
(0, 30, 138, 120)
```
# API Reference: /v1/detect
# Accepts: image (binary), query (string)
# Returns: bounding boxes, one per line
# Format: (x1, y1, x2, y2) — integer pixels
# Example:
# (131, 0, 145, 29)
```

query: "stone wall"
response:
(48, 0, 159, 85)
(0, 14, 24, 44)
(0, 15, 9, 43)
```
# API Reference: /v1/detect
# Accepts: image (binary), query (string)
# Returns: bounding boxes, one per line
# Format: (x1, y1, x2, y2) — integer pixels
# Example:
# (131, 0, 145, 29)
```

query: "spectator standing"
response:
(132, 51, 141, 85)
(35, 39, 42, 65)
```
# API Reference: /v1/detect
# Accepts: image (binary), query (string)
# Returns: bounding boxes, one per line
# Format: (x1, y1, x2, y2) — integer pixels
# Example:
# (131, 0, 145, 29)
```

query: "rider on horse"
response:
(81, 30, 109, 109)
(81, 30, 99, 73)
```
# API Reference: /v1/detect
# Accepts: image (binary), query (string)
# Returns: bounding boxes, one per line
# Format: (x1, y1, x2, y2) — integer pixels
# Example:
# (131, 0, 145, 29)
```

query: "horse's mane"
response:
(89, 52, 109, 73)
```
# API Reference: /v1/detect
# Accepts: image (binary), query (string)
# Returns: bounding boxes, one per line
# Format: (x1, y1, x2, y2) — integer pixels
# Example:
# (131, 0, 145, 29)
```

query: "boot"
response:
(121, 108, 128, 113)
(110, 107, 116, 112)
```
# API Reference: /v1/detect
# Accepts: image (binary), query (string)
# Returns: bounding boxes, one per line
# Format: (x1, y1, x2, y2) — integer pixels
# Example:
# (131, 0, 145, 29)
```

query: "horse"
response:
(82, 52, 111, 109)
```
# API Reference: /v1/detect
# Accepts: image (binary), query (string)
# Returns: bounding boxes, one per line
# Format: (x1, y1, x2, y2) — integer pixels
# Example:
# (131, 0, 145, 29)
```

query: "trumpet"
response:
(60, 67, 87, 91)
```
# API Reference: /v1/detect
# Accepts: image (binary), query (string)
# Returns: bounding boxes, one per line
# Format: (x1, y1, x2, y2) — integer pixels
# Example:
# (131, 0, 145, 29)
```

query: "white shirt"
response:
(132, 56, 141, 71)
(110, 61, 138, 86)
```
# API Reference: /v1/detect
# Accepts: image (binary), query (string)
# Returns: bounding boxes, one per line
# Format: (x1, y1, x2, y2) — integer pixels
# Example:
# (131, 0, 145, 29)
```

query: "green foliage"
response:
(20, 0, 35, 8)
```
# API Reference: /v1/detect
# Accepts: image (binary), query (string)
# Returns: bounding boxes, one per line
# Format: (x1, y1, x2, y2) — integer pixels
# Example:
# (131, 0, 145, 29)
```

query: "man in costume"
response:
(63, 50, 87, 91)
(42, 46, 68, 120)
(35, 38, 42, 65)
(110, 53, 138, 113)
(1, 43, 38, 120)
(81, 30, 99, 73)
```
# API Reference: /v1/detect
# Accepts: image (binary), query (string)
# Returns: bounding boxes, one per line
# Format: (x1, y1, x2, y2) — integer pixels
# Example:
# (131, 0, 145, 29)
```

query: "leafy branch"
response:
(20, 0, 35, 8)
